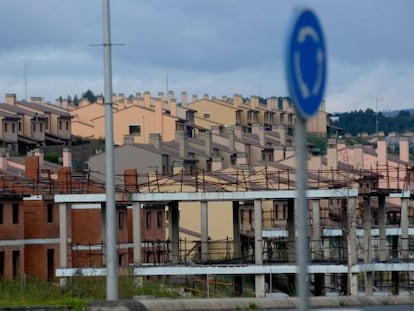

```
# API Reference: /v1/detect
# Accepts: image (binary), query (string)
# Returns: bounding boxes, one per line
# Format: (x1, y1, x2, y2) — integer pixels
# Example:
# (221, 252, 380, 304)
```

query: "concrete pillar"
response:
(347, 197, 358, 296)
(232, 201, 241, 258)
(254, 199, 265, 298)
(168, 201, 180, 263)
(59, 203, 68, 269)
(363, 197, 373, 295)
(254, 199, 263, 264)
(255, 274, 265, 298)
(201, 201, 209, 262)
(101, 203, 106, 265)
(59, 203, 69, 288)
(287, 199, 296, 262)
(311, 200, 322, 260)
(378, 195, 387, 262)
(132, 202, 142, 265)
(401, 197, 409, 260)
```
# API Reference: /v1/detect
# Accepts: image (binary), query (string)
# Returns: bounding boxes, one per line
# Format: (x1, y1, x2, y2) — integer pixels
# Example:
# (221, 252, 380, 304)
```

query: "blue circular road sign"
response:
(286, 8, 326, 119)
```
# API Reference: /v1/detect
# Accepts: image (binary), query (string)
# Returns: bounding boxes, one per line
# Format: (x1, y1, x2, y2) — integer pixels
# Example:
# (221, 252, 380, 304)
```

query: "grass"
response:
(0, 276, 181, 310)
(0, 277, 83, 309)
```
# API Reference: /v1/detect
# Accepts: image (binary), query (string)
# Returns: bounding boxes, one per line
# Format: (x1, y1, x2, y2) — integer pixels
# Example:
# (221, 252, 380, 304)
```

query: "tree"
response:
(82, 90, 97, 103)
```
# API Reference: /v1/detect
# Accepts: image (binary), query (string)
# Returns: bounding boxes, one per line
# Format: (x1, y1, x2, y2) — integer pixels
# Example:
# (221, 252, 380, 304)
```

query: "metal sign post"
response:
(285, 8, 326, 311)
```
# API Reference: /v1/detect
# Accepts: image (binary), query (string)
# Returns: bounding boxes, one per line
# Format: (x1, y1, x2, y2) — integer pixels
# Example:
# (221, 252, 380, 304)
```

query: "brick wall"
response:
(25, 156, 39, 181)
(24, 244, 59, 281)
(0, 245, 24, 279)
(0, 201, 24, 240)
(23, 200, 59, 239)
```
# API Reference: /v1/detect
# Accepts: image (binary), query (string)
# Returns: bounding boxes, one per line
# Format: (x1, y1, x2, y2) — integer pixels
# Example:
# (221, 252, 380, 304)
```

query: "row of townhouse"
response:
(0, 90, 413, 296)
(66, 91, 332, 146)
(0, 94, 72, 154)
(0, 132, 413, 296)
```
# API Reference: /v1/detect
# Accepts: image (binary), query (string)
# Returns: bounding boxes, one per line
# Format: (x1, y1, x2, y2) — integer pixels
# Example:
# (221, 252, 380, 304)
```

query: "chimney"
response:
(192, 94, 198, 102)
(251, 96, 259, 108)
(5, 93, 16, 105)
(34, 148, 44, 166)
(399, 137, 409, 163)
(327, 139, 337, 170)
(149, 133, 161, 149)
(80, 98, 89, 107)
(233, 94, 243, 108)
(169, 98, 177, 117)
(154, 99, 163, 133)
(377, 137, 387, 166)
(175, 131, 186, 157)
(168, 91, 174, 102)
(0, 148, 8, 170)
(203, 131, 212, 156)
(143, 91, 151, 108)
(203, 93, 209, 100)
(30, 96, 43, 104)
(181, 91, 188, 106)
(25, 155, 39, 181)
(124, 169, 138, 192)
(62, 147, 72, 168)
(158, 92, 165, 103)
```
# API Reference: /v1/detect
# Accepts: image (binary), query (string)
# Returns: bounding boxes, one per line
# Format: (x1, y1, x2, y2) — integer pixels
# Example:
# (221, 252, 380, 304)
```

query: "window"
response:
(12, 203, 19, 224)
(65, 121, 69, 131)
(11, 123, 15, 133)
(59, 121, 62, 130)
(203, 112, 210, 119)
(118, 254, 124, 267)
(32, 122, 36, 132)
(157, 211, 163, 229)
(145, 211, 151, 229)
(12, 250, 20, 278)
(129, 125, 141, 136)
(18, 122, 22, 132)
(47, 203, 53, 223)
(47, 249, 54, 281)
(4, 123, 7, 133)
(275, 203, 287, 220)
(118, 211, 125, 229)
(0, 203, 3, 224)
(40, 122, 43, 132)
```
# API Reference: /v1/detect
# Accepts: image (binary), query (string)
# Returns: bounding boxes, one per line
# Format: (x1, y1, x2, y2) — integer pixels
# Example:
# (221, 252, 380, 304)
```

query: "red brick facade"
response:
(0, 157, 166, 281)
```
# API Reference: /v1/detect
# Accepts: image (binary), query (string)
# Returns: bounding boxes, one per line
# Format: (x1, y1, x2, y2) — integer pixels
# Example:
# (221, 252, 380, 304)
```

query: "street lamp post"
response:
(102, 0, 118, 301)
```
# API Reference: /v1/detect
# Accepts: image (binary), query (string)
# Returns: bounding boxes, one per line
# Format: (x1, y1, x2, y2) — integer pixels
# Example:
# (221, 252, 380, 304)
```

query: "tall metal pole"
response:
(295, 114, 309, 311)
(102, 0, 118, 300)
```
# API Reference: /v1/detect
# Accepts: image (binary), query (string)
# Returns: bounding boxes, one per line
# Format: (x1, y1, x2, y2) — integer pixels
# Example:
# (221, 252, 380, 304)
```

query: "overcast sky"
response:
(0, 0, 413, 113)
